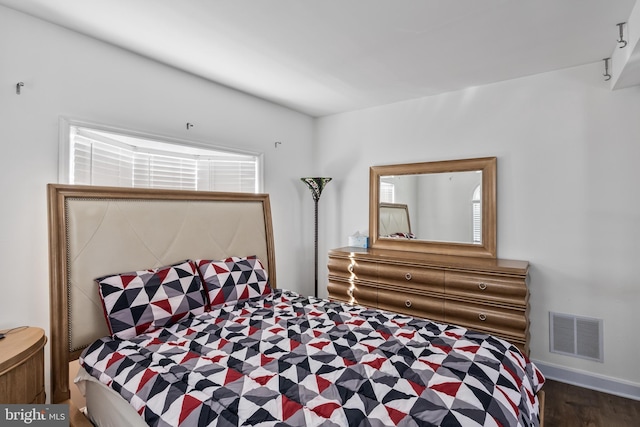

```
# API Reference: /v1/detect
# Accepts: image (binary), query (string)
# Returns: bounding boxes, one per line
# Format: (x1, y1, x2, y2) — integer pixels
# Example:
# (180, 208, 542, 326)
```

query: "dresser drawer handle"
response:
(348, 264, 354, 273)
(405, 273, 412, 281)
(478, 282, 487, 290)
(478, 313, 487, 321)
(405, 300, 412, 308)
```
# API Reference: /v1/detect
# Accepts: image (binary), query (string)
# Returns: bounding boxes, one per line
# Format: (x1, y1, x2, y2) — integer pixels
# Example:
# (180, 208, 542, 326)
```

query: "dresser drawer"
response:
(328, 279, 377, 308)
(328, 256, 377, 282)
(445, 271, 527, 306)
(377, 263, 444, 293)
(377, 287, 444, 322)
(444, 300, 527, 341)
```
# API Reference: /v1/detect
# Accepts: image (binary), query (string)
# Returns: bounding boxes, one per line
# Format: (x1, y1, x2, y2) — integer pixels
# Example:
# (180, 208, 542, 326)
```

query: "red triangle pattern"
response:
(408, 380, 426, 396)
(311, 402, 341, 419)
(178, 395, 203, 425)
(253, 374, 274, 386)
(315, 375, 332, 393)
(309, 340, 330, 350)
(282, 395, 303, 421)
(155, 267, 170, 283)
(224, 368, 243, 385)
(385, 405, 407, 425)
(181, 351, 200, 364)
(432, 381, 462, 397)
(213, 264, 229, 274)
(457, 345, 480, 353)
(261, 354, 275, 366)
(121, 275, 137, 289)
(137, 369, 158, 392)
(419, 358, 441, 372)
(363, 357, 386, 370)
(106, 352, 125, 369)
(398, 331, 416, 339)
(152, 299, 173, 314)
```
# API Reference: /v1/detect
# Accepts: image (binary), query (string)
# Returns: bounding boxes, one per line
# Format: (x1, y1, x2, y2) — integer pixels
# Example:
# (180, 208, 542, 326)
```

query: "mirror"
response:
(369, 157, 497, 258)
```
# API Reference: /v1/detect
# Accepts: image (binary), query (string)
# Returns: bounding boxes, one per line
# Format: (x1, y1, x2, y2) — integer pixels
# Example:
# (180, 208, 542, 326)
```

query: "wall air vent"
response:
(549, 312, 603, 362)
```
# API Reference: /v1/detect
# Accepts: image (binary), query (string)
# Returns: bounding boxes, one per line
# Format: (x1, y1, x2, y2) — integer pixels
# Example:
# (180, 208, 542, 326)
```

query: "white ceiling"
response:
(1, 0, 636, 117)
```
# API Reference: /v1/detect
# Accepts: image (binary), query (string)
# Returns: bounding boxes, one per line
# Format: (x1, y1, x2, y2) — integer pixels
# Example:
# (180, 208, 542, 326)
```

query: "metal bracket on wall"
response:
(16, 82, 24, 94)
(617, 22, 627, 48)
(603, 58, 612, 81)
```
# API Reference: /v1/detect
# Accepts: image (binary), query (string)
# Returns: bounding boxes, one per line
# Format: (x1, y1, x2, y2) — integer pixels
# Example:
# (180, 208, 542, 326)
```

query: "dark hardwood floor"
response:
(542, 379, 640, 427)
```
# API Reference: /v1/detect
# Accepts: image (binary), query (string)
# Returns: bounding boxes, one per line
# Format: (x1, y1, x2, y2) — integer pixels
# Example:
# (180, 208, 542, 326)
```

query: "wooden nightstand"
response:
(0, 327, 47, 403)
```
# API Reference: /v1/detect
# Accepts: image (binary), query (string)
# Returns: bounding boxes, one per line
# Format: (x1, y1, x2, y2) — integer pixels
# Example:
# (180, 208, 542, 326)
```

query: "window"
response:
(380, 181, 395, 203)
(472, 184, 481, 243)
(61, 119, 262, 193)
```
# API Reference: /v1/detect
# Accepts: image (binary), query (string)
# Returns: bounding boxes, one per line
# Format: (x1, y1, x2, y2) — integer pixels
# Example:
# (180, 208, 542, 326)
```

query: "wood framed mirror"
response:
(369, 157, 497, 258)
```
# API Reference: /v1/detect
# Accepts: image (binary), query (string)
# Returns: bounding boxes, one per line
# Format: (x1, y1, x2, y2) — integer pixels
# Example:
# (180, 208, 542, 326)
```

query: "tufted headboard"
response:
(47, 184, 276, 403)
(378, 203, 411, 236)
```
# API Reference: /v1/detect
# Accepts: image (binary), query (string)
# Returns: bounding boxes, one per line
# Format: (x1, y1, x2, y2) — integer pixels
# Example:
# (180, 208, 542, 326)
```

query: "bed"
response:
(47, 184, 545, 427)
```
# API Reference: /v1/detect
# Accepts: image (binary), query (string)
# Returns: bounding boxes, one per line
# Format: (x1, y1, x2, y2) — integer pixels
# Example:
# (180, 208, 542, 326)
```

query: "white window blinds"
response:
(472, 185, 482, 243)
(380, 181, 395, 203)
(69, 126, 260, 192)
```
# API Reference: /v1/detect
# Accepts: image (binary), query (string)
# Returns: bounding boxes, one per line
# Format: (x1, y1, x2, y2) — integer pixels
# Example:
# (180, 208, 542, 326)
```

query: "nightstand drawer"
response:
(446, 271, 527, 306)
(0, 327, 47, 404)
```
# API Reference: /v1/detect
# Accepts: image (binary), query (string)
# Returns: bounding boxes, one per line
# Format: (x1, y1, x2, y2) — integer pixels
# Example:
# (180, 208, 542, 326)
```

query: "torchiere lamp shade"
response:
(301, 177, 332, 201)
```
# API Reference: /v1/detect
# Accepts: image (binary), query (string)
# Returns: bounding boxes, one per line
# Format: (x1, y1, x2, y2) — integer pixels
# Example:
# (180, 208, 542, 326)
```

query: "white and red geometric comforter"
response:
(80, 290, 545, 427)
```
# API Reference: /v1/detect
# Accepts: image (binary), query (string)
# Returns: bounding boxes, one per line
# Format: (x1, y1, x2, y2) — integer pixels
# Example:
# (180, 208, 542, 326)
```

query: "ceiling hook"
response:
(603, 58, 612, 81)
(16, 82, 24, 95)
(617, 22, 627, 48)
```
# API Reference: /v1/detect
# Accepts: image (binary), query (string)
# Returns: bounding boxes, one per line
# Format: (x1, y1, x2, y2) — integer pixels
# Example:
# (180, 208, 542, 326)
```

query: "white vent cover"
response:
(549, 312, 603, 362)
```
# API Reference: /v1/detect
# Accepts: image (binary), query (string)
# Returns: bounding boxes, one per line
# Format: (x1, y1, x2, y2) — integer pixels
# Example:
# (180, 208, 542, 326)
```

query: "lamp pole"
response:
(301, 177, 332, 297)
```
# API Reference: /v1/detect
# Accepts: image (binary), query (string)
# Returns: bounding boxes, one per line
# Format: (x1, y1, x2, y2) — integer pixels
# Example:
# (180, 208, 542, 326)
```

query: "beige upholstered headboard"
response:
(47, 184, 276, 403)
(378, 203, 411, 236)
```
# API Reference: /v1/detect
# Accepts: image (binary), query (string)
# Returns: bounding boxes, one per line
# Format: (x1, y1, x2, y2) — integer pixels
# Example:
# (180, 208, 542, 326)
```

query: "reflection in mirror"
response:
(378, 203, 413, 238)
(369, 157, 496, 258)
(379, 171, 482, 244)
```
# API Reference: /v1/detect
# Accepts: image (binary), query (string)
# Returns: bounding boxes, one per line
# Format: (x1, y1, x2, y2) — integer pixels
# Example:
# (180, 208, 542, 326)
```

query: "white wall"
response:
(316, 63, 640, 390)
(0, 4, 317, 387)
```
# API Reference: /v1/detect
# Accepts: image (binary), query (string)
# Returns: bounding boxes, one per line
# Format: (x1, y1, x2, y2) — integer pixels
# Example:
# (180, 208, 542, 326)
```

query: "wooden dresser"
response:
(0, 327, 47, 404)
(328, 247, 530, 354)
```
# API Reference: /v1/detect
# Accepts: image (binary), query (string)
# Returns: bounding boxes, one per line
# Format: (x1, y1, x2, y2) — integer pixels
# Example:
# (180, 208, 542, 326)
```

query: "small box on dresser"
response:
(328, 247, 530, 355)
(0, 327, 47, 404)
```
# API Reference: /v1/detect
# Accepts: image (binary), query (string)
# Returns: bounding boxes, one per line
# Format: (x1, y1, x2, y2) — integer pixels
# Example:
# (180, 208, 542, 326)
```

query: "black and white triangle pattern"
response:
(97, 260, 207, 339)
(197, 256, 271, 308)
(82, 290, 544, 426)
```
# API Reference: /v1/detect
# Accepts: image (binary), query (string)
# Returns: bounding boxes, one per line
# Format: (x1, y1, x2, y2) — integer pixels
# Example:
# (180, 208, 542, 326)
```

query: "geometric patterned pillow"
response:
(195, 255, 271, 309)
(96, 260, 207, 340)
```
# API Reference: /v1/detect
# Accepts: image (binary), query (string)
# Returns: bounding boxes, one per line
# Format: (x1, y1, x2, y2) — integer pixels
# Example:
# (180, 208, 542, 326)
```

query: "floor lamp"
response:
(301, 177, 332, 297)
